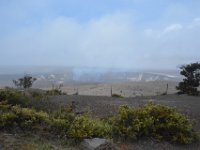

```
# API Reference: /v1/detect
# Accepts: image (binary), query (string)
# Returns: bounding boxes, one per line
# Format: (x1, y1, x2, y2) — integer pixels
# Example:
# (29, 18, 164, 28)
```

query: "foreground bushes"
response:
(0, 90, 199, 145)
(0, 102, 50, 131)
(0, 102, 110, 140)
(0, 89, 61, 113)
(113, 103, 199, 144)
(67, 116, 112, 140)
(0, 89, 30, 106)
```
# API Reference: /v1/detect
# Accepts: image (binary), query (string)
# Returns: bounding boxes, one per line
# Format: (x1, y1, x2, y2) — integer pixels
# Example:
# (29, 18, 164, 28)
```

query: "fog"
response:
(0, 0, 200, 70)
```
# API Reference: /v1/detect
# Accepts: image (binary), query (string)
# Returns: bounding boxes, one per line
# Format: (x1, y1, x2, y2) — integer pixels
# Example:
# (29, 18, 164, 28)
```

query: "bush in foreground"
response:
(113, 103, 199, 144)
(0, 103, 50, 131)
(0, 94, 199, 145)
(67, 116, 112, 141)
(0, 89, 30, 106)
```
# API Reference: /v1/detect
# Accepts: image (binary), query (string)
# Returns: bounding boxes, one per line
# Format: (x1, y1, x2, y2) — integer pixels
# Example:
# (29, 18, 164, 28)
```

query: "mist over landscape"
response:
(0, 66, 181, 86)
(0, 0, 199, 86)
(0, 66, 181, 97)
(0, 1, 199, 90)
(0, 1, 200, 150)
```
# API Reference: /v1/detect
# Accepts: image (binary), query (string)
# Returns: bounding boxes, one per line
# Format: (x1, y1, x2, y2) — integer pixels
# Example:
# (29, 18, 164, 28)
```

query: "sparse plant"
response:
(45, 84, 66, 96)
(111, 93, 123, 98)
(13, 75, 37, 89)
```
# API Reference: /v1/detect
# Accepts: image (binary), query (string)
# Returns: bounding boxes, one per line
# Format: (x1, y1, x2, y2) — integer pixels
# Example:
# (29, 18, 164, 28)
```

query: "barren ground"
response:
(59, 81, 179, 97)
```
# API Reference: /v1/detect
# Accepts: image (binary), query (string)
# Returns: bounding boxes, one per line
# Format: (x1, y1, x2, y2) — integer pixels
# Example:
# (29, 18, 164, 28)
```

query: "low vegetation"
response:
(111, 93, 123, 98)
(0, 89, 199, 146)
(45, 89, 67, 96)
(113, 103, 199, 144)
(13, 75, 37, 89)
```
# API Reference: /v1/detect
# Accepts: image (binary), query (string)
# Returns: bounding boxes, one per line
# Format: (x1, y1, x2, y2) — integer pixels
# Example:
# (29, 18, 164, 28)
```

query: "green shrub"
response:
(146, 103, 198, 144)
(113, 103, 199, 144)
(29, 91, 44, 100)
(0, 89, 30, 107)
(45, 89, 66, 96)
(51, 106, 75, 120)
(67, 116, 96, 140)
(50, 118, 70, 136)
(93, 119, 112, 138)
(67, 116, 112, 140)
(112, 105, 154, 140)
(0, 112, 17, 129)
(0, 103, 50, 131)
(0, 102, 73, 135)
(16, 106, 50, 131)
(50, 106, 75, 136)
(0, 89, 59, 113)
(51, 107, 112, 140)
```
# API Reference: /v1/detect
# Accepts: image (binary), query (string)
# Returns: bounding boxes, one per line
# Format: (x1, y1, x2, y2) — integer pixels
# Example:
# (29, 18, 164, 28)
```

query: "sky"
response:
(0, 0, 200, 70)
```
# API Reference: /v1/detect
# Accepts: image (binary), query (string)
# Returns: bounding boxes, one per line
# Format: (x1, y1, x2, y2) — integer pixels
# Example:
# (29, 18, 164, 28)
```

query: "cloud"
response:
(1, 13, 200, 69)
(188, 18, 200, 28)
(163, 24, 183, 33)
(0, 13, 136, 68)
(0, 0, 200, 70)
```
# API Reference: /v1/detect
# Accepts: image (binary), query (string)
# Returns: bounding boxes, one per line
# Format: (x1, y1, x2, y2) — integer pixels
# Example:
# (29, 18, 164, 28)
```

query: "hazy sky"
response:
(0, 0, 200, 70)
